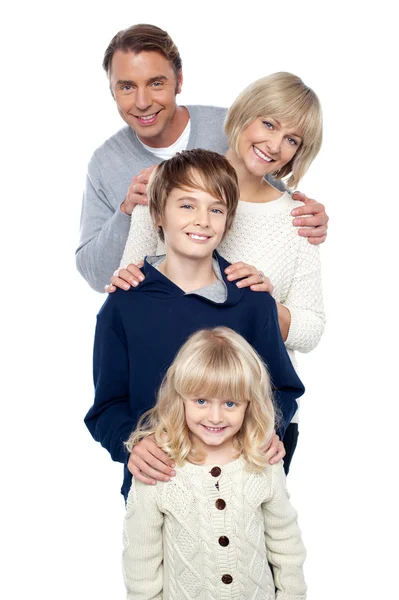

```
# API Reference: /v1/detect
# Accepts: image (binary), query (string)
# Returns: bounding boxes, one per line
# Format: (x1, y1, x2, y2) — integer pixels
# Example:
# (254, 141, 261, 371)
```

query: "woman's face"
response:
(236, 117, 302, 178)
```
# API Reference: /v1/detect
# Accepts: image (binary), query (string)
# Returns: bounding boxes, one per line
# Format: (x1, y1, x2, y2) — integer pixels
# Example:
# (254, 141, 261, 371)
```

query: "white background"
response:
(2, 1, 398, 598)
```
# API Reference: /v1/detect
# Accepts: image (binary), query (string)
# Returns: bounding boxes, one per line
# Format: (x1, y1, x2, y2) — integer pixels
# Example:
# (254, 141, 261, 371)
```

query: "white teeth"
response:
(189, 234, 208, 240)
(253, 146, 272, 162)
(204, 426, 224, 431)
(139, 114, 156, 120)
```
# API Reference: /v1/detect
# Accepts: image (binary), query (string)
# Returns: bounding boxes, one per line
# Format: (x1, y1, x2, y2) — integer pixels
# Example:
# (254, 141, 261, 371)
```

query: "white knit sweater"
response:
(123, 458, 307, 600)
(121, 194, 325, 421)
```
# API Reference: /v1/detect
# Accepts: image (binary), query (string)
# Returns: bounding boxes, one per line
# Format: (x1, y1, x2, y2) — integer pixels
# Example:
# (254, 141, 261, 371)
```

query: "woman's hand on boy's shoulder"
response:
(225, 262, 274, 293)
(128, 435, 176, 485)
(105, 262, 145, 293)
(260, 431, 285, 465)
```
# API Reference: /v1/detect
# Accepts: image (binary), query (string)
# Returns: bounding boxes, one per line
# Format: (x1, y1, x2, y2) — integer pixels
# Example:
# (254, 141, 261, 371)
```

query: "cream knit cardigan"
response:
(123, 458, 306, 599)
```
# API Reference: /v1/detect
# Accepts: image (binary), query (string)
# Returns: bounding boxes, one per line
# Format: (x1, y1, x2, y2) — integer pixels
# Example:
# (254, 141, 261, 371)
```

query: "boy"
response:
(85, 149, 304, 499)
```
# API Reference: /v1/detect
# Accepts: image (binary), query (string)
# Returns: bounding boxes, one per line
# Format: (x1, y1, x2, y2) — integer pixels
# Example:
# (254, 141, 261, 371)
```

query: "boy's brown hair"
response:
(147, 149, 239, 242)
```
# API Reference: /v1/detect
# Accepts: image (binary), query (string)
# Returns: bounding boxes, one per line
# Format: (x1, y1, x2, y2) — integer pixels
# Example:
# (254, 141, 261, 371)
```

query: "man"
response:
(76, 24, 328, 293)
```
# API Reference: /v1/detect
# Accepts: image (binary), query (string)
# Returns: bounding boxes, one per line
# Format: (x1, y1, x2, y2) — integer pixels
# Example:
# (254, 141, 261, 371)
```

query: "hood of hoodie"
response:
(134, 251, 243, 307)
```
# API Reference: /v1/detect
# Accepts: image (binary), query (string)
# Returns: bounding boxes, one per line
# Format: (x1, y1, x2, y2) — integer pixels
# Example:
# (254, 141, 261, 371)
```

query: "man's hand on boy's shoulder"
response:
(291, 191, 329, 245)
(120, 165, 157, 215)
(128, 435, 176, 485)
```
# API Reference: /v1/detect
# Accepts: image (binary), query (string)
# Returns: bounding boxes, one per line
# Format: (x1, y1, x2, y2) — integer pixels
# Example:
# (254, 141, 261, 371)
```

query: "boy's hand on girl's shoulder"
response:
(128, 435, 176, 485)
(225, 262, 274, 293)
(105, 262, 145, 293)
(260, 431, 285, 465)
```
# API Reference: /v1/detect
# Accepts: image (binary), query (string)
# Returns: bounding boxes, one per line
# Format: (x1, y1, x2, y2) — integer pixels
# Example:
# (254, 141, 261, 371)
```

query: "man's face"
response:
(109, 50, 182, 147)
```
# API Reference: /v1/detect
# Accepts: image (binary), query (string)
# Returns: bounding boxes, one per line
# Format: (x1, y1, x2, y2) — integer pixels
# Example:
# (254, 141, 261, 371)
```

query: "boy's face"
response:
(158, 181, 228, 261)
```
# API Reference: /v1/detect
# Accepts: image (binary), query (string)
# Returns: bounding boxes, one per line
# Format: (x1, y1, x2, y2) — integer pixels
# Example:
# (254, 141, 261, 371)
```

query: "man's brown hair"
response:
(147, 149, 239, 242)
(103, 24, 182, 79)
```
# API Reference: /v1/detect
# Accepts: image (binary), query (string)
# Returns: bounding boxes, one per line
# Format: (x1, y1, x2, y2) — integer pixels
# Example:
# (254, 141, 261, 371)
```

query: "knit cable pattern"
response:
(123, 460, 307, 599)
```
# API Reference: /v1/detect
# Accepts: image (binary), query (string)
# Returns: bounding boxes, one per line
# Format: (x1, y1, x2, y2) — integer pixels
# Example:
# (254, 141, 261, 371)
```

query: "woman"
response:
(112, 72, 325, 474)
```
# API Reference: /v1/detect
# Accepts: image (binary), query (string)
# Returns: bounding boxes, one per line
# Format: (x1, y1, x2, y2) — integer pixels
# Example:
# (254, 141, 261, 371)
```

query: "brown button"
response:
(210, 466, 221, 477)
(221, 574, 233, 584)
(215, 499, 226, 510)
(218, 536, 229, 547)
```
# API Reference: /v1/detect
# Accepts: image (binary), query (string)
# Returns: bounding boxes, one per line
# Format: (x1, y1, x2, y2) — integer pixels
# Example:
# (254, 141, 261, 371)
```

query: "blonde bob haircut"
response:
(126, 327, 278, 472)
(225, 72, 323, 188)
(147, 149, 240, 242)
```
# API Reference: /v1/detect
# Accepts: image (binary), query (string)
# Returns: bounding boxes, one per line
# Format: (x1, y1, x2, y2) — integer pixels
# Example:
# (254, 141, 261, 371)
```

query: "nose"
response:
(266, 134, 283, 155)
(194, 208, 210, 229)
(135, 87, 152, 111)
(208, 404, 223, 424)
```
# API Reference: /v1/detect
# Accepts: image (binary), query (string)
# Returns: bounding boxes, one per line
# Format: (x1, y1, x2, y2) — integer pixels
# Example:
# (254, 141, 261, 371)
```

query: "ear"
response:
(176, 70, 183, 95)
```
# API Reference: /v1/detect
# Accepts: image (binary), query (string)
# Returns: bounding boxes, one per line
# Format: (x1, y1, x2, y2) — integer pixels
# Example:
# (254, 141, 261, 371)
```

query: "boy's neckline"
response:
(157, 255, 217, 293)
(151, 254, 226, 296)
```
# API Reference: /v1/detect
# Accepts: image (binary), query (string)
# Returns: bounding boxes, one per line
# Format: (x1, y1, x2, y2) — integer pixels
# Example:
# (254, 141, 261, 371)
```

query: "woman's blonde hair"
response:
(225, 72, 323, 188)
(126, 327, 277, 472)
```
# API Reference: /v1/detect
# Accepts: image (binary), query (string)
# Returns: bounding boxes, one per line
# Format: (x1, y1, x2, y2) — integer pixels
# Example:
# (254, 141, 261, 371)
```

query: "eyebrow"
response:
(115, 75, 169, 87)
(268, 118, 302, 140)
(288, 131, 302, 140)
(175, 195, 226, 206)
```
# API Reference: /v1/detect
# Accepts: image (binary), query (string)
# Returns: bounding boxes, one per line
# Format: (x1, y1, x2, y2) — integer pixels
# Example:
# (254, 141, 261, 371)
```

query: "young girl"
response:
(123, 327, 306, 600)
(112, 72, 325, 477)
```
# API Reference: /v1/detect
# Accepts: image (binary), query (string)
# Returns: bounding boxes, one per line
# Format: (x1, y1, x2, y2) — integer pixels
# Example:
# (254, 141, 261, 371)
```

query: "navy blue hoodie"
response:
(85, 253, 304, 498)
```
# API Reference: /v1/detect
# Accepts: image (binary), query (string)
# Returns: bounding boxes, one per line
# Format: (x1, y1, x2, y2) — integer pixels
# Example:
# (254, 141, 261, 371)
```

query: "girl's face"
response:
(184, 396, 248, 453)
(237, 117, 302, 178)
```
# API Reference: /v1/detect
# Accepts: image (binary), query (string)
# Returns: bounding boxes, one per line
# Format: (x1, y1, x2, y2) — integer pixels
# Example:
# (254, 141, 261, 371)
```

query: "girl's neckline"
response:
(179, 455, 246, 475)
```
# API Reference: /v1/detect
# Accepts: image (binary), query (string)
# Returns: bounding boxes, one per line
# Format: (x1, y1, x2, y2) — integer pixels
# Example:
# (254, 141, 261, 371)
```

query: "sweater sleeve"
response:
(252, 298, 305, 436)
(262, 463, 307, 600)
(75, 154, 132, 293)
(84, 297, 134, 464)
(284, 239, 325, 354)
(120, 204, 159, 268)
(123, 480, 164, 600)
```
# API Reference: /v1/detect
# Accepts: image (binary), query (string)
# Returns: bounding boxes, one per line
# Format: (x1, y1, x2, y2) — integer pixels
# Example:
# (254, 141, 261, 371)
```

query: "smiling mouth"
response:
(134, 111, 161, 125)
(253, 145, 274, 163)
(201, 425, 227, 433)
(186, 233, 211, 241)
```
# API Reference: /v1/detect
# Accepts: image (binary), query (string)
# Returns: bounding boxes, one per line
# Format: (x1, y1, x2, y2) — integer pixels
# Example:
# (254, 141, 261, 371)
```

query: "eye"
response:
(151, 81, 164, 88)
(196, 398, 207, 406)
(287, 137, 298, 146)
(211, 208, 224, 214)
(181, 204, 194, 210)
(224, 401, 236, 408)
(262, 121, 274, 130)
(121, 84, 133, 92)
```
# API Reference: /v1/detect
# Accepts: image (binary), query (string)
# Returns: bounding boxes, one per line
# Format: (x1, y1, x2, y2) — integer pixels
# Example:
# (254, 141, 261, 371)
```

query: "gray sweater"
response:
(76, 105, 228, 292)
